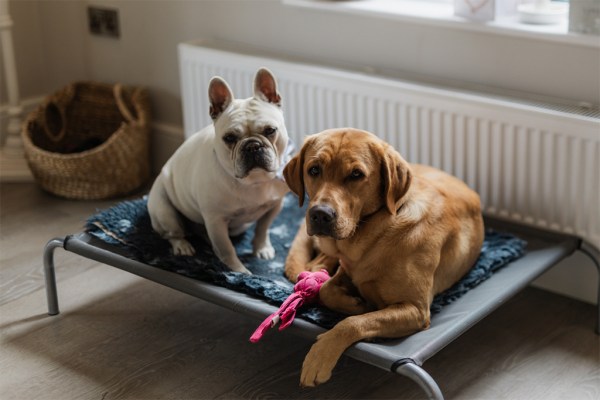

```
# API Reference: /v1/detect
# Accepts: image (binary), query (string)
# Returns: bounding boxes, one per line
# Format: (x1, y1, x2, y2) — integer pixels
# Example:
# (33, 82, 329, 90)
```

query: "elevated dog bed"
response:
(43, 195, 600, 400)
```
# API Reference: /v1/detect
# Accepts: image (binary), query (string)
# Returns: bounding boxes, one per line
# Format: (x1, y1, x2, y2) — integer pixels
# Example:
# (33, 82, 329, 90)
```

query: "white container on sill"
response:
(518, 0, 568, 25)
(454, 0, 520, 22)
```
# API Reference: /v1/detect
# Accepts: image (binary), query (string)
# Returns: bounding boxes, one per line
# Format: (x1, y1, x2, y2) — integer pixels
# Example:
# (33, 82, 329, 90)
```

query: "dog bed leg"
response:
(43, 238, 65, 316)
(393, 359, 444, 400)
(580, 240, 600, 334)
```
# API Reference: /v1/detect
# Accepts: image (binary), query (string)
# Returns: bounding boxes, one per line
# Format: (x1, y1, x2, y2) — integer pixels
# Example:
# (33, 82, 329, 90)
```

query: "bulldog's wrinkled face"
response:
(209, 68, 289, 185)
(284, 128, 412, 240)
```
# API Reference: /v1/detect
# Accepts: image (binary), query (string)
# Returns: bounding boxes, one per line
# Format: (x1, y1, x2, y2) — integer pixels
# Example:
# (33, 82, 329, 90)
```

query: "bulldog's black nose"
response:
(308, 205, 337, 236)
(244, 140, 264, 153)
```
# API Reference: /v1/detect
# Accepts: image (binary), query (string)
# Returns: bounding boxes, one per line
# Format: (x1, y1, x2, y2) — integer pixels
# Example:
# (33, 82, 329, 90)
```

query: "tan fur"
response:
(283, 128, 484, 387)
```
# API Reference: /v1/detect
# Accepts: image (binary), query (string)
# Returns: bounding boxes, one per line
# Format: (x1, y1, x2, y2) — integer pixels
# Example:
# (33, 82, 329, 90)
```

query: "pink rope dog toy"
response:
(249, 269, 330, 343)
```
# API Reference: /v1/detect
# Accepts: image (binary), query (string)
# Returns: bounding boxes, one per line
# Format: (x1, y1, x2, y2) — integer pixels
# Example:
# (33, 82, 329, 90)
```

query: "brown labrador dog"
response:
(283, 128, 484, 387)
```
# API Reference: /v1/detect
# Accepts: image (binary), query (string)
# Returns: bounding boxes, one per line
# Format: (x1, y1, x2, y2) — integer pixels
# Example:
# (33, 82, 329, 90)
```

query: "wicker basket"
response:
(22, 82, 151, 200)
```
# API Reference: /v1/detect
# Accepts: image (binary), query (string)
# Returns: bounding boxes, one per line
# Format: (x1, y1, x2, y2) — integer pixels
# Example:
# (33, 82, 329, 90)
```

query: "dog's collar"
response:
(396, 201, 406, 215)
(360, 200, 405, 224)
(359, 205, 386, 224)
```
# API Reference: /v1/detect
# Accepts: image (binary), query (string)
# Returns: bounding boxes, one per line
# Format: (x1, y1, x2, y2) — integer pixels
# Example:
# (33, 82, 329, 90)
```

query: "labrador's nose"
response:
(308, 205, 337, 236)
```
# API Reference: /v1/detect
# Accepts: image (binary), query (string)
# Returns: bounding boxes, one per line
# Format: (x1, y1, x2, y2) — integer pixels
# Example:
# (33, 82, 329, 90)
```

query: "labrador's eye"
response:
(223, 133, 237, 144)
(308, 166, 321, 177)
(349, 169, 365, 180)
(263, 126, 277, 137)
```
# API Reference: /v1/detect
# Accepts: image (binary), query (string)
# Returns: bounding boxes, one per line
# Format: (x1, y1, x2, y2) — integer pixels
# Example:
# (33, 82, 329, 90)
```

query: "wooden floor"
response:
(1, 182, 598, 400)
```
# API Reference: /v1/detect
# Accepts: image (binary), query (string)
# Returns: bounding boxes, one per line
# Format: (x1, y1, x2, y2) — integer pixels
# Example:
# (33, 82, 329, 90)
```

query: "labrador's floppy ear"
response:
(283, 136, 315, 207)
(254, 67, 282, 106)
(381, 145, 412, 214)
(208, 77, 234, 120)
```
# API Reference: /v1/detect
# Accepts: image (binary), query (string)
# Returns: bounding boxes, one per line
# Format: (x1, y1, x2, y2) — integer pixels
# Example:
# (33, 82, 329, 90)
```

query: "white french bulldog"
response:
(147, 68, 290, 274)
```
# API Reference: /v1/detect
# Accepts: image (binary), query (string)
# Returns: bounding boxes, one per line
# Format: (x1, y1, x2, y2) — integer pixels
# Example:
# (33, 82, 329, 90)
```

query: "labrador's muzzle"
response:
(307, 204, 337, 237)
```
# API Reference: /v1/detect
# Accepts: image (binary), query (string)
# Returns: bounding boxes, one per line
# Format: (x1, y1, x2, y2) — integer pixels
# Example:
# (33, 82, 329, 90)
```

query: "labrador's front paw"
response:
(300, 335, 341, 387)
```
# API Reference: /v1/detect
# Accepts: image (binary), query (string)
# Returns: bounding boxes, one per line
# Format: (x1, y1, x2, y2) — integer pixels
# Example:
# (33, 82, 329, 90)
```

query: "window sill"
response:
(283, 0, 600, 49)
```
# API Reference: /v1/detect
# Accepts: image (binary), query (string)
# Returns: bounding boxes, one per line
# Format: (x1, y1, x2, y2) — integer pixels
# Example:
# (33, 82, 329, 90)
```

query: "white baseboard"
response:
(0, 96, 45, 145)
(150, 121, 184, 174)
(0, 95, 45, 114)
(0, 97, 43, 182)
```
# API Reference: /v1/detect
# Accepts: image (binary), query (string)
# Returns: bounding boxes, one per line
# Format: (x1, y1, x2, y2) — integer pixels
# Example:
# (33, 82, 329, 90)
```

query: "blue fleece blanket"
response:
(85, 194, 526, 328)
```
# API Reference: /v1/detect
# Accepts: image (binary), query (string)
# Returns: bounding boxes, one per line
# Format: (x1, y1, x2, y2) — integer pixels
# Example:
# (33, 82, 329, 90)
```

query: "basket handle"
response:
(114, 84, 143, 124)
(41, 83, 77, 143)
(42, 100, 67, 142)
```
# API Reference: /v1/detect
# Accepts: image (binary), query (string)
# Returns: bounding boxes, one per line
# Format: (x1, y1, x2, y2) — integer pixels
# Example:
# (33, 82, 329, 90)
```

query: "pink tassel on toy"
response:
(249, 269, 330, 343)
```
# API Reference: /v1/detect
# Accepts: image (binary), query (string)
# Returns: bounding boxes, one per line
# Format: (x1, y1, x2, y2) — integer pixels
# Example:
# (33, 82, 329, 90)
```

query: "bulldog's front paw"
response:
(253, 243, 276, 260)
(169, 238, 196, 256)
(300, 335, 341, 387)
(253, 238, 275, 260)
(224, 256, 252, 275)
(233, 265, 252, 275)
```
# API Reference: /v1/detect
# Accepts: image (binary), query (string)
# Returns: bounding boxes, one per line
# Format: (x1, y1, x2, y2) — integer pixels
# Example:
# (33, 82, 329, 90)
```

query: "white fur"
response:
(147, 69, 289, 274)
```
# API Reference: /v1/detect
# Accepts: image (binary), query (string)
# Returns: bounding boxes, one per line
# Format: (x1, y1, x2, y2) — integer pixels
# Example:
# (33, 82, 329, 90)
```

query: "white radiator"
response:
(179, 40, 600, 246)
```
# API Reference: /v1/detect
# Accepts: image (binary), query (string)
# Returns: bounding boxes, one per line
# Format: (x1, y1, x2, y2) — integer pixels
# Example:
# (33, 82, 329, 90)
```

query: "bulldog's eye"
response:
(308, 166, 321, 177)
(349, 169, 365, 180)
(263, 126, 277, 137)
(223, 133, 237, 144)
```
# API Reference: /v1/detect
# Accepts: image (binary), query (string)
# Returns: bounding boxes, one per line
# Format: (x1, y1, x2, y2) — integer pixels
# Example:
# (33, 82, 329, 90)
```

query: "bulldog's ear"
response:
(254, 68, 281, 106)
(381, 145, 412, 215)
(208, 77, 234, 120)
(283, 136, 314, 207)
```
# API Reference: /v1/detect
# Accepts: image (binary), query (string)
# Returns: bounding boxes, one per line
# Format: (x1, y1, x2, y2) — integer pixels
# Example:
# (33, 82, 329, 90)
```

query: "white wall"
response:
(2, 0, 599, 304)
(5, 0, 600, 120)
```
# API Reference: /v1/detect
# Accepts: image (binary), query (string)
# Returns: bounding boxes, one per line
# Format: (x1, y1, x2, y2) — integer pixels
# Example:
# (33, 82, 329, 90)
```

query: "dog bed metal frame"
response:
(43, 215, 599, 400)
